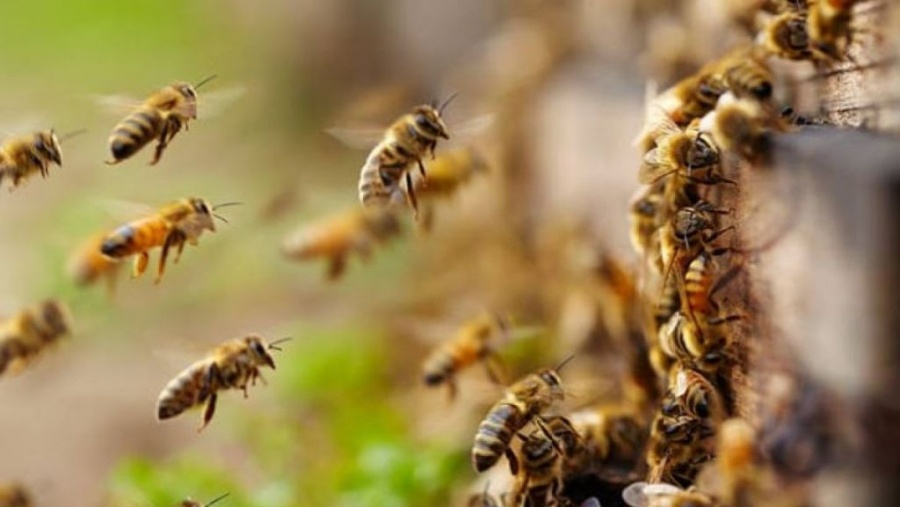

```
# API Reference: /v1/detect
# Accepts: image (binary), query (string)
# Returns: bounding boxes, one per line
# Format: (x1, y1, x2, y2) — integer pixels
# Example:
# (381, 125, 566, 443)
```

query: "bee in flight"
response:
(67, 231, 123, 296)
(471, 357, 572, 473)
(421, 312, 508, 401)
(0, 482, 32, 507)
(281, 206, 401, 280)
(0, 300, 72, 378)
(99, 197, 238, 284)
(176, 492, 229, 507)
(0, 129, 84, 191)
(156, 335, 289, 432)
(357, 95, 455, 216)
(105, 75, 216, 166)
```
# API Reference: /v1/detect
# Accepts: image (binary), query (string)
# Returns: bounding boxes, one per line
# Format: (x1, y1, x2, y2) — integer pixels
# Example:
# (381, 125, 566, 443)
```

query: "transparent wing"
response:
(92, 94, 144, 115)
(96, 199, 157, 221)
(197, 84, 247, 119)
(637, 149, 678, 184)
(324, 125, 387, 150)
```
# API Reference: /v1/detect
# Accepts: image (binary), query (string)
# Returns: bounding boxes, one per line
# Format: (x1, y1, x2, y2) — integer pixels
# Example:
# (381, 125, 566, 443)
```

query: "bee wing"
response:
(637, 150, 678, 184)
(97, 199, 157, 221)
(93, 94, 145, 114)
(325, 125, 387, 150)
(0, 115, 53, 139)
(446, 113, 496, 141)
(633, 84, 683, 149)
(196, 84, 247, 119)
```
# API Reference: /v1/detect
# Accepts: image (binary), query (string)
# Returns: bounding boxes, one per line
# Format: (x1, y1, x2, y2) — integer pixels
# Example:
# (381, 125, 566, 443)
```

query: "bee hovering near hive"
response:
(99, 197, 238, 284)
(156, 335, 289, 432)
(0, 128, 85, 191)
(0, 300, 72, 378)
(281, 206, 401, 280)
(104, 75, 216, 165)
(355, 95, 455, 216)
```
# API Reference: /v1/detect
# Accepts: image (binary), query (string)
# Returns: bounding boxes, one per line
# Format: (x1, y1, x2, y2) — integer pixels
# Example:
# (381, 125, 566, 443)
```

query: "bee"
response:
(67, 232, 123, 295)
(281, 207, 401, 280)
(0, 482, 31, 507)
(505, 417, 575, 507)
(156, 334, 289, 431)
(758, 11, 814, 60)
(700, 92, 781, 162)
(807, 0, 857, 61)
(100, 197, 236, 284)
(658, 203, 732, 295)
(0, 300, 72, 377)
(413, 146, 487, 200)
(176, 493, 229, 507)
(421, 312, 508, 401)
(471, 359, 571, 473)
(357, 96, 454, 215)
(622, 481, 717, 507)
(567, 405, 646, 479)
(105, 75, 215, 165)
(695, 418, 761, 506)
(628, 183, 665, 259)
(0, 130, 62, 191)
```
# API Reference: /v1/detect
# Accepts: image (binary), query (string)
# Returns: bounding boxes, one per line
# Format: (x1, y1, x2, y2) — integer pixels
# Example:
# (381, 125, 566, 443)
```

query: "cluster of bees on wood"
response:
(0, 0, 890, 505)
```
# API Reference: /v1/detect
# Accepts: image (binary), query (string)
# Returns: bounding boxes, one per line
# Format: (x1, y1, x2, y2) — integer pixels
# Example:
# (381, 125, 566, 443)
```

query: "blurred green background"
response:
(0, 1, 651, 506)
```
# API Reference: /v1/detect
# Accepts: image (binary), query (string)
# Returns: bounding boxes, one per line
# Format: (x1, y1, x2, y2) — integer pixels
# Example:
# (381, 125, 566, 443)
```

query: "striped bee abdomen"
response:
(108, 107, 163, 162)
(472, 402, 525, 472)
(156, 362, 211, 420)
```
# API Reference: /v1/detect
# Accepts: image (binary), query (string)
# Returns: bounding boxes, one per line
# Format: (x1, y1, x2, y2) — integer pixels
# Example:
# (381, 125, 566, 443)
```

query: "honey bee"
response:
(700, 93, 781, 162)
(0, 482, 31, 507)
(567, 405, 646, 480)
(807, 0, 857, 61)
(0, 300, 72, 377)
(413, 146, 487, 200)
(422, 312, 508, 401)
(176, 493, 229, 507)
(156, 335, 288, 431)
(471, 360, 570, 473)
(628, 183, 665, 259)
(100, 197, 236, 284)
(505, 417, 575, 507)
(622, 481, 717, 507)
(758, 11, 814, 60)
(281, 207, 401, 280)
(67, 232, 123, 294)
(658, 203, 732, 292)
(0, 130, 62, 191)
(105, 75, 216, 165)
(357, 96, 454, 215)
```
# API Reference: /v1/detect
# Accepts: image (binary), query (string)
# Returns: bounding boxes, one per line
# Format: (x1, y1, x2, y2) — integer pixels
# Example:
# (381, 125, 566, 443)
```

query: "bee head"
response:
(35, 130, 63, 166)
(188, 198, 217, 232)
(779, 14, 811, 57)
(414, 102, 451, 141)
(537, 368, 565, 400)
(244, 335, 277, 370)
(171, 81, 199, 119)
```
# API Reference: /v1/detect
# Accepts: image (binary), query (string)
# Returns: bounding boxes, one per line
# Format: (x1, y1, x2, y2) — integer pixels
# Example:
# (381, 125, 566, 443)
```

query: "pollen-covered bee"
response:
(622, 481, 717, 507)
(357, 96, 454, 215)
(100, 197, 235, 284)
(471, 360, 570, 473)
(505, 416, 577, 507)
(67, 232, 123, 295)
(807, 0, 858, 61)
(105, 76, 215, 165)
(0, 130, 63, 191)
(281, 207, 401, 280)
(156, 335, 288, 432)
(422, 313, 508, 401)
(176, 492, 229, 507)
(0, 482, 32, 507)
(0, 300, 72, 378)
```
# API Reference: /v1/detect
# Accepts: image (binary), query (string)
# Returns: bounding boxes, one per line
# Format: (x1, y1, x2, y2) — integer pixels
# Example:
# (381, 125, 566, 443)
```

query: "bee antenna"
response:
(213, 201, 243, 210)
(268, 336, 292, 351)
(437, 92, 459, 115)
(59, 129, 88, 142)
(205, 492, 230, 506)
(212, 213, 229, 224)
(194, 74, 219, 90)
(554, 353, 576, 373)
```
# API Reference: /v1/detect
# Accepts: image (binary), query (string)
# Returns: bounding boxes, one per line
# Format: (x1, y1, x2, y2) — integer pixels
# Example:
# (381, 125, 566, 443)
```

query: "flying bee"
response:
(759, 11, 814, 60)
(421, 312, 509, 401)
(100, 197, 237, 284)
(807, 0, 857, 61)
(156, 335, 289, 432)
(176, 492, 229, 507)
(505, 417, 576, 507)
(357, 95, 455, 216)
(281, 206, 401, 280)
(622, 481, 717, 507)
(0, 300, 72, 378)
(567, 405, 646, 479)
(67, 232, 123, 295)
(471, 358, 572, 473)
(105, 75, 216, 165)
(0, 129, 66, 191)
(0, 482, 31, 507)
(413, 146, 488, 200)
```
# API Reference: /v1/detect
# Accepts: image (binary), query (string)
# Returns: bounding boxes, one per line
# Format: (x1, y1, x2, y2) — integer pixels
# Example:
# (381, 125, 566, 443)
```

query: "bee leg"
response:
(132, 252, 149, 278)
(483, 352, 507, 386)
(535, 416, 566, 457)
(198, 393, 217, 433)
(326, 255, 347, 281)
(405, 172, 420, 218)
(174, 238, 187, 264)
(416, 157, 428, 179)
(156, 231, 184, 284)
(151, 123, 171, 166)
(504, 447, 520, 475)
